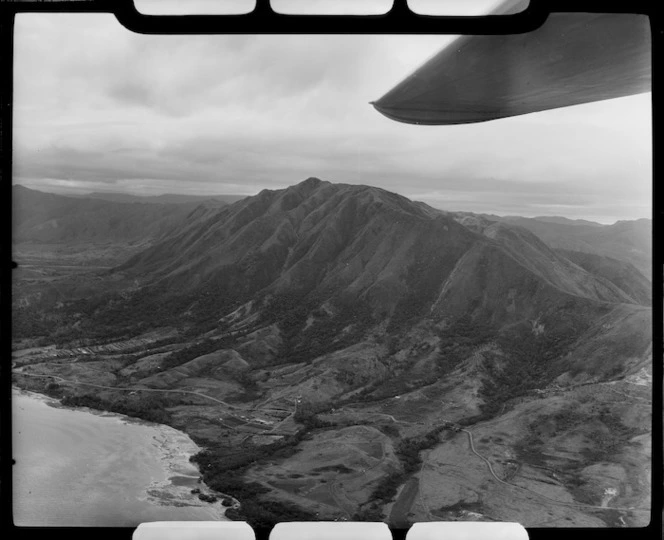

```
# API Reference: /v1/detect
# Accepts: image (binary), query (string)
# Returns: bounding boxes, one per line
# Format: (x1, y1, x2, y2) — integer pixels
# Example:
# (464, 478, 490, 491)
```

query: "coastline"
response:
(12, 385, 231, 523)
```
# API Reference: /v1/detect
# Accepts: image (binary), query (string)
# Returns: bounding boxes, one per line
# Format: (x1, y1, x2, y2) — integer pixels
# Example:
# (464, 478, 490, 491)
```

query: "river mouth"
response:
(12, 388, 227, 526)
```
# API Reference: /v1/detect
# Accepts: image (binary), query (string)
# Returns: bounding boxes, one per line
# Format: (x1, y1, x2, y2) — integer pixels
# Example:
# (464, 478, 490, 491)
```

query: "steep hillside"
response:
(106, 179, 640, 331)
(498, 215, 652, 279)
(557, 249, 651, 306)
(19, 177, 641, 372)
(13, 178, 652, 528)
(116, 178, 476, 312)
(480, 222, 635, 304)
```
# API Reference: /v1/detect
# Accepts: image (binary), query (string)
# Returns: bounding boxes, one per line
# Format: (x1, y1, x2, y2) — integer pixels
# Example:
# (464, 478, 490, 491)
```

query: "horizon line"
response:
(12, 181, 650, 227)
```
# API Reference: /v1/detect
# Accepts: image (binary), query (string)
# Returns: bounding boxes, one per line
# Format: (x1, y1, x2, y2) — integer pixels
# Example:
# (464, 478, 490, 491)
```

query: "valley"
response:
(12, 179, 652, 528)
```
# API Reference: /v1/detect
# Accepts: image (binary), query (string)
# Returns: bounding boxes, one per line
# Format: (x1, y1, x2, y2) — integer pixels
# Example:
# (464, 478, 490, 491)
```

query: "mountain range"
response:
(493, 214, 651, 279)
(11, 178, 652, 527)
(12, 185, 225, 245)
(71, 191, 246, 205)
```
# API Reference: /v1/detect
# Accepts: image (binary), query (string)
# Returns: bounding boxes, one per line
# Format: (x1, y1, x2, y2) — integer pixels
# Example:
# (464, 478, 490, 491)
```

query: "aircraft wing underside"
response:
(372, 12, 651, 125)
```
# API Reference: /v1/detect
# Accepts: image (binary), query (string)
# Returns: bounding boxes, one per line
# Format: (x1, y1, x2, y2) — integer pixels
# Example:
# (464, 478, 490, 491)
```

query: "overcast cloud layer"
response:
(13, 13, 651, 223)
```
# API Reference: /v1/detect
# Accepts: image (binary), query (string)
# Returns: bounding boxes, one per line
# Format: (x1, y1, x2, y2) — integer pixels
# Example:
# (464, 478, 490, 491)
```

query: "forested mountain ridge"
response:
(12, 178, 652, 528)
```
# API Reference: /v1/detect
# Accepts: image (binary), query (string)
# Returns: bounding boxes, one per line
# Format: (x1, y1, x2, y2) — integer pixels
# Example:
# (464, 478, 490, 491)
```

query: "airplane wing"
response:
(372, 5, 651, 125)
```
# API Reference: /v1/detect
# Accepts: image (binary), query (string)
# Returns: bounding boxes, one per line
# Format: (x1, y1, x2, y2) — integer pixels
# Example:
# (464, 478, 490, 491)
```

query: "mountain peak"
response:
(301, 176, 323, 185)
(294, 177, 326, 192)
(277, 177, 329, 202)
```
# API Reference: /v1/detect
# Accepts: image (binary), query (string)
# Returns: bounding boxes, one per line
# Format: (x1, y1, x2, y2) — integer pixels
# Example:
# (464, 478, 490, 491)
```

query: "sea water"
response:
(12, 389, 226, 526)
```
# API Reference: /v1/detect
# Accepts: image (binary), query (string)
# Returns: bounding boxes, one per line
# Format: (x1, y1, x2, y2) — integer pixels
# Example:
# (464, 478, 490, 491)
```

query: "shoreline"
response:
(12, 385, 233, 520)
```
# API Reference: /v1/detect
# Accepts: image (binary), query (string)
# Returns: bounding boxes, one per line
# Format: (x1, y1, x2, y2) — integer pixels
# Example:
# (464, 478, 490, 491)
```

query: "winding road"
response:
(14, 371, 258, 430)
(17, 371, 237, 406)
(457, 426, 649, 514)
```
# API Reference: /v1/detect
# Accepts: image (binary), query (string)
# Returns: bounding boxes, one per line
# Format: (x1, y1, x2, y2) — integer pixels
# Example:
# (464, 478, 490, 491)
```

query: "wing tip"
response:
(371, 100, 503, 125)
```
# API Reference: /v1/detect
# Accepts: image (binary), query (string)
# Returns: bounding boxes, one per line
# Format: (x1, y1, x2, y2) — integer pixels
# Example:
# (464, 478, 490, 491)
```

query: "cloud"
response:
(12, 13, 652, 223)
(107, 80, 155, 109)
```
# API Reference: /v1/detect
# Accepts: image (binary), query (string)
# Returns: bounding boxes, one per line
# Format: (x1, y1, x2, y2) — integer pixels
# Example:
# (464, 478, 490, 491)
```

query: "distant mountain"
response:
(556, 249, 651, 307)
(81, 192, 246, 205)
(12, 185, 218, 245)
(529, 216, 603, 227)
(456, 212, 652, 280)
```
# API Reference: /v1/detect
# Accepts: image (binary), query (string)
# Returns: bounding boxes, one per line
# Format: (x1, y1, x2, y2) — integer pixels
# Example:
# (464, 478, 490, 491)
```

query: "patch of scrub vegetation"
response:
(367, 425, 448, 506)
(160, 337, 234, 370)
(581, 406, 643, 461)
(479, 326, 582, 418)
(225, 498, 317, 529)
(349, 316, 496, 407)
(314, 464, 354, 474)
(434, 315, 495, 376)
(191, 429, 320, 528)
(515, 403, 643, 506)
(293, 400, 334, 426)
(378, 423, 401, 438)
(560, 469, 600, 506)
(60, 393, 174, 424)
(386, 248, 459, 334)
(261, 292, 375, 367)
(513, 432, 548, 467)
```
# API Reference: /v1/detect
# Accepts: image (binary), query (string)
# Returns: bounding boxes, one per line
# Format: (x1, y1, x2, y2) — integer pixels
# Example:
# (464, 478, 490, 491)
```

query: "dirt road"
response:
(457, 427, 648, 514)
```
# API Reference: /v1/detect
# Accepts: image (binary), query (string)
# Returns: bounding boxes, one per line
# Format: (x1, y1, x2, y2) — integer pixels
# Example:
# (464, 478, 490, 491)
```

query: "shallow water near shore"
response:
(12, 389, 226, 526)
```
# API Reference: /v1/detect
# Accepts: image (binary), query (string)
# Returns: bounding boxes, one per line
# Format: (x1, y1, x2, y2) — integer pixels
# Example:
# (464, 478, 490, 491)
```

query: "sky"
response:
(13, 7, 651, 224)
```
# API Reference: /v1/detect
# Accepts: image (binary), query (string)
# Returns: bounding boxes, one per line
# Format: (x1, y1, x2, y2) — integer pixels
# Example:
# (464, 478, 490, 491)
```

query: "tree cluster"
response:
(386, 245, 462, 334)
(161, 337, 233, 370)
(369, 426, 446, 504)
(480, 327, 575, 417)
(191, 428, 319, 528)
(261, 292, 375, 366)
(60, 393, 172, 424)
